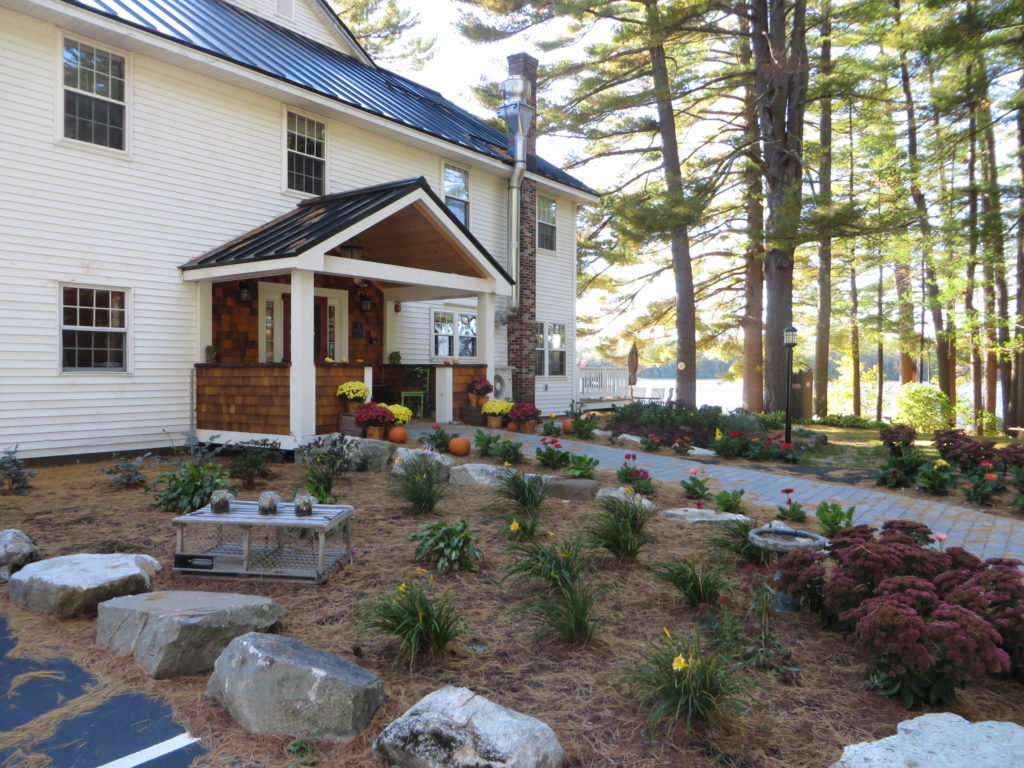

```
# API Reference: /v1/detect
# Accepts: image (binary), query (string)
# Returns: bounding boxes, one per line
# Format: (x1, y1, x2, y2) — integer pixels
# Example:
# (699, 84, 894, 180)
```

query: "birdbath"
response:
(748, 522, 829, 613)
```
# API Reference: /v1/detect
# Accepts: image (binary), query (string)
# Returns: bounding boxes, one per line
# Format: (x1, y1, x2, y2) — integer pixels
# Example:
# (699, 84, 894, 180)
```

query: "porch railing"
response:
(577, 366, 629, 401)
(195, 363, 290, 435)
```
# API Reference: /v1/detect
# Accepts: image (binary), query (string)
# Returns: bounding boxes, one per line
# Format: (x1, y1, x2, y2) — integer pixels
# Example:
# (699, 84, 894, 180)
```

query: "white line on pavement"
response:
(93, 732, 199, 768)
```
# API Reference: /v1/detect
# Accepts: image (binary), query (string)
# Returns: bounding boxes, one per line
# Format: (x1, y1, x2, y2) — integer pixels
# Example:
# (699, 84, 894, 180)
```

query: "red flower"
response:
(432, 424, 440, 430)
(979, 460, 994, 469)
(696, 501, 704, 509)
(781, 488, 795, 495)
(780, 442, 794, 450)
(730, 431, 743, 439)
(984, 472, 998, 482)
(964, 483, 975, 490)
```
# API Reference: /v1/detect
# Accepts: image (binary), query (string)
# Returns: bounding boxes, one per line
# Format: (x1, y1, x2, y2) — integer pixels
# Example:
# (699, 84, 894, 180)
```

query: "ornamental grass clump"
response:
(525, 578, 597, 644)
(494, 468, 549, 516)
(628, 630, 747, 734)
(505, 536, 590, 591)
(409, 518, 482, 573)
(654, 561, 732, 608)
(708, 518, 774, 566)
(303, 453, 344, 503)
(391, 454, 449, 514)
(361, 579, 464, 668)
(586, 493, 655, 562)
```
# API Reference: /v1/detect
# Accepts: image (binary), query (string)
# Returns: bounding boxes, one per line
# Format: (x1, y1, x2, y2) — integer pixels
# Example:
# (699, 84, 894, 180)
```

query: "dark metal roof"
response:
(63, 0, 598, 196)
(181, 176, 514, 285)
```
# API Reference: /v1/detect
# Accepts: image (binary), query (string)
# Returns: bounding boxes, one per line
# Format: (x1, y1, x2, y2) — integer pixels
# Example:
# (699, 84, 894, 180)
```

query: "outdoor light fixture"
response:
(358, 292, 372, 313)
(238, 282, 253, 302)
(394, 302, 402, 313)
(339, 239, 364, 260)
(784, 325, 798, 443)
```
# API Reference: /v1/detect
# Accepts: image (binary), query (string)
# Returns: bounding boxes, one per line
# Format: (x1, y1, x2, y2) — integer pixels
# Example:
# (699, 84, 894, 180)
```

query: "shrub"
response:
(526, 578, 597, 644)
(654, 561, 732, 608)
(815, 502, 855, 537)
(708, 518, 774, 566)
(409, 518, 482, 573)
(628, 633, 747, 733)
(569, 417, 600, 439)
(418, 424, 455, 452)
(876, 452, 927, 488)
(915, 459, 956, 494)
(361, 580, 464, 667)
(711, 431, 749, 458)
(228, 439, 282, 490)
(100, 453, 151, 489)
(535, 437, 571, 469)
(816, 414, 888, 429)
(152, 462, 231, 514)
(565, 454, 600, 479)
(880, 425, 917, 457)
(679, 468, 711, 500)
(586, 494, 655, 561)
(296, 434, 366, 472)
(505, 536, 590, 591)
(894, 383, 952, 433)
(541, 420, 563, 437)
(391, 454, 449, 514)
(492, 439, 526, 465)
(1, 446, 36, 496)
(494, 468, 549, 515)
(474, 429, 503, 458)
(712, 489, 745, 515)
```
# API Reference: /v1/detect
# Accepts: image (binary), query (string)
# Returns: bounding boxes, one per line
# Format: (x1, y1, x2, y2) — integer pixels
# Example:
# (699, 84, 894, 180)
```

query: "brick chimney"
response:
(505, 52, 538, 405)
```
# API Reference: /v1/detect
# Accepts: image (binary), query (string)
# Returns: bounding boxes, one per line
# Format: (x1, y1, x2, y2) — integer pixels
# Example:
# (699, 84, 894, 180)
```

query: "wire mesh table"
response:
(171, 500, 354, 583)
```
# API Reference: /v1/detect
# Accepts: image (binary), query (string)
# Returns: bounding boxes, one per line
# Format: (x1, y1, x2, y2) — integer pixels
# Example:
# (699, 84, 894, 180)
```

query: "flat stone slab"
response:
(392, 448, 453, 482)
(596, 487, 656, 510)
(207, 632, 383, 742)
(546, 478, 599, 501)
(831, 712, 1024, 767)
(96, 591, 283, 678)
(662, 508, 749, 524)
(8, 554, 161, 619)
(450, 463, 506, 487)
(0, 529, 39, 582)
(373, 685, 564, 768)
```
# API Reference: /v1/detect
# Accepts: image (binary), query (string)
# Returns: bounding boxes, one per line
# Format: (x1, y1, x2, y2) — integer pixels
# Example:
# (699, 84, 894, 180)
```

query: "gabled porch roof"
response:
(180, 177, 513, 298)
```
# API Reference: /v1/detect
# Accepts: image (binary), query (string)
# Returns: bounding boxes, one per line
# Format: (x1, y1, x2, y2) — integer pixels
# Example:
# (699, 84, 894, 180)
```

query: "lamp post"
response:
(784, 325, 798, 444)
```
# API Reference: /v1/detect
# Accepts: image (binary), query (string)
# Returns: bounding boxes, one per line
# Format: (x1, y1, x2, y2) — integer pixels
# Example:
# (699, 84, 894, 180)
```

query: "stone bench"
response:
(96, 591, 282, 678)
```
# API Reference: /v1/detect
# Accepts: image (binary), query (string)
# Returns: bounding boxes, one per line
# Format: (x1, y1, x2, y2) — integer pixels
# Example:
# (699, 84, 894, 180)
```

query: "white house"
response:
(0, 0, 598, 458)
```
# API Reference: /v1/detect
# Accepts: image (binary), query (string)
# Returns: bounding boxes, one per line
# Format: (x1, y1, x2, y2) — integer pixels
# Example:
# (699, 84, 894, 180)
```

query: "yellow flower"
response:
(503, 461, 512, 467)
(934, 459, 949, 468)
(624, 487, 635, 495)
(415, 567, 430, 574)
(397, 582, 408, 593)
(510, 519, 520, 532)
(662, 626, 672, 640)
(395, 456, 403, 463)
(672, 654, 688, 672)
(715, 428, 723, 440)
(549, 413, 556, 418)
(546, 530, 556, 537)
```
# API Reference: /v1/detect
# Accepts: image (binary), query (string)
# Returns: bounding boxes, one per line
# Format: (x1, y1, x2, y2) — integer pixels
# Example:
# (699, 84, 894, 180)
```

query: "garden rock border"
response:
(662, 508, 749, 524)
(392, 448, 454, 482)
(595, 487, 656, 510)
(0, 529, 39, 582)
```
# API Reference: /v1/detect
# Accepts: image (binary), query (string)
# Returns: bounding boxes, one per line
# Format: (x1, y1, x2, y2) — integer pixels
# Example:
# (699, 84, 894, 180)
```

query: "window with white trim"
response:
(443, 164, 469, 224)
(63, 38, 126, 150)
(61, 286, 127, 371)
(433, 311, 476, 358)
(537, 195, 557, 250)
(286, 111, 326, 195)
(535, 322, 566, 376)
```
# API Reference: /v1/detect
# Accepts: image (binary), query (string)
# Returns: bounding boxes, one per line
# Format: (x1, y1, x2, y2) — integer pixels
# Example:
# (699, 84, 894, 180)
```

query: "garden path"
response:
(464, 427, 1024, 562)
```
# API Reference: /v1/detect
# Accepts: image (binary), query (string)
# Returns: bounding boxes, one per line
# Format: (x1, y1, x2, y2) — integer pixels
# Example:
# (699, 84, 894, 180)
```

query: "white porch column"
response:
(383, 300, 397, 360)
(196, 282, 213, 361)
(363, 365, 373, 393)
(289, 269, 316, 443)
(435, 365, 454, 423)
(477, 292, 496, 382)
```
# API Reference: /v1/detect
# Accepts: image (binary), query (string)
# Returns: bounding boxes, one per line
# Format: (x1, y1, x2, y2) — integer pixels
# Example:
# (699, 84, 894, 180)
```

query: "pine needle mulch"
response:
(2, 453, 1022, 768)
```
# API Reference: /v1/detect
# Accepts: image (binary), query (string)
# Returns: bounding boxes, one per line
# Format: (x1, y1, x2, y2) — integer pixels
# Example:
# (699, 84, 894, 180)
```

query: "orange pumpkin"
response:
(388, 426, 408, 444)
(562, 419, 575, 434)
(448, 436, 471, 456)
(477, 396, 489, 406)
(507, 421, 520, 432)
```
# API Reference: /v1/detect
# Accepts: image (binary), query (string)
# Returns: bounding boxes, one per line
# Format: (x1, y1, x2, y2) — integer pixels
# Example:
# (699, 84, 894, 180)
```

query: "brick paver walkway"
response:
(459, 427, 1024, 562)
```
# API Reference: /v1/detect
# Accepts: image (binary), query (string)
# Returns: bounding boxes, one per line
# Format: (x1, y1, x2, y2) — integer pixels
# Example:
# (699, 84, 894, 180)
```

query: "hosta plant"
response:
(409, 518, 482, 573)
(565, 454, 600, 479)
(152, 462, 232, 514)
(815, 502, 855, 537)
(712, 489, 745, 515)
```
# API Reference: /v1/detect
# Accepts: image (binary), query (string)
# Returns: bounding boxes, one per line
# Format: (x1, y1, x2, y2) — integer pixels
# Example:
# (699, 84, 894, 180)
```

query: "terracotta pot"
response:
(522, 419, 537, 434)
(388, 425, 408, 444)
(467, 393, 479, 407)
(344, 398, 362, 414)
(507, 421, 520, 432)
(562, 418, 575, 434)
(366, 425, 385, 441)
(486, 414, 503, 429)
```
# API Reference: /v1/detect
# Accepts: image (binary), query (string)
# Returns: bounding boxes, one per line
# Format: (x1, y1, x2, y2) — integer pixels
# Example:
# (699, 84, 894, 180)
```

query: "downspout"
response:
(498, 76, 534, 309)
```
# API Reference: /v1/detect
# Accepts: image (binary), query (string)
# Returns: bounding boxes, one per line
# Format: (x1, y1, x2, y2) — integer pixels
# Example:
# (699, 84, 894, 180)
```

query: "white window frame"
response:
(535, 321, 567, 378)
(537, 195, 557, 251)
(59, 283, 130, 374)
(258, 282, 348, 362)
(57, 34, 131, 155)
(442, 163, 470, 225)
(430, 308, 478, 361)
(283, 108, 328, 196)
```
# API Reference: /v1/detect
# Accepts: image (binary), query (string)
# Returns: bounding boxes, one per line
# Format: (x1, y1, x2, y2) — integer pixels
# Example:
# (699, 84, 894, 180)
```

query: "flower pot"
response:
(366, 425, 385, 441)
(343, 399, 362, 414)
(522, 419, 537, 434)
(467, 393, 479, 407)
(507, 421, 520, 432)
(388, 425, 408, 444)
(486, 415, 503, 429)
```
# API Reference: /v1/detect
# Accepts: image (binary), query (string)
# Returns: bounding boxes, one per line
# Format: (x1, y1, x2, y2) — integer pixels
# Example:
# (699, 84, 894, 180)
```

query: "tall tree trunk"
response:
(980, 108, 1009, 426)
(894, 263, 917, 383)
(851, 263, 861, 417)
(877, 265, 884, 422)
(966, 87, 983, 433)
(646, 2, 696, 407)
(813, 0, 832, 418)
(750, 0, 809, 412)
(740, 14, 764, 413)
(1013, 69, 1024, 428)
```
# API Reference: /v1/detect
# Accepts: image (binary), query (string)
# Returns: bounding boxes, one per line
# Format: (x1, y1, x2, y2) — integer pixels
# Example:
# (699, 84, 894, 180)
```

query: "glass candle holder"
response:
(210, 490, 234, 514)
(258, 491, 280, 515)
(294, 492, 314, 517)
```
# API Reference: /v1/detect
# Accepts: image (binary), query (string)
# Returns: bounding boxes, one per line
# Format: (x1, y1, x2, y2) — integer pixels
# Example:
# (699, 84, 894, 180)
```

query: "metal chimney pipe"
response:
(498, 75, 534, 308)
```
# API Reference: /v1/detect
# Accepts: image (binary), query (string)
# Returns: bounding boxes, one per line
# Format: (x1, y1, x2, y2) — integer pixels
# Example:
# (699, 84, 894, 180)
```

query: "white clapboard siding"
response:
(534, 194, 577, 414)
(225, 0, 361, 54)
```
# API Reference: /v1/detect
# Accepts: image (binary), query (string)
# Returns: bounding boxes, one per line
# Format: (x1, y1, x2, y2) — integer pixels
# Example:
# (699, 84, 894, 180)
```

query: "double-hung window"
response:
(537, 195, 557, 250)
(63, 39, 126, 150)
(433, 311, 476, 358)
(443, 164, 469, 224)
(286, 111, 326, 195)
(535, 322, 566, 376)
(61, 286, 127, 371)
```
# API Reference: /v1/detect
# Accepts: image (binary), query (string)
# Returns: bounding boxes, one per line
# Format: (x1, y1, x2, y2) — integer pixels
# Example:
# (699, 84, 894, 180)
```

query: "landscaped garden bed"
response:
(2, 433, 1023, 768)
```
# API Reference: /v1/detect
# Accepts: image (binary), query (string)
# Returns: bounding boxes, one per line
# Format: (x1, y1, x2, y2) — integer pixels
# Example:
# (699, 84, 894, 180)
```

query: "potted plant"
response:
(508, 402, 542, 434)
(481, 398, 513, 429)
(385, 403, 413, 443)
(465, 374, 493, 407)
(355, 402, 395, 441)
(336, 380, 370, 413)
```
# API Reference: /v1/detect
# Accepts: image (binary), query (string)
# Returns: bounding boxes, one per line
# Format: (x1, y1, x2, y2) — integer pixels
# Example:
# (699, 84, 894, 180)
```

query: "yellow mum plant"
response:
(481, 398, 514, 416)
(336, 381, 370, 401)
(386, 403, 413, 425)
